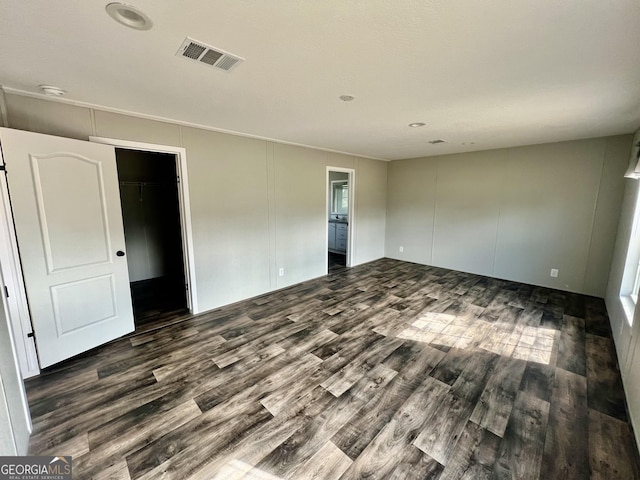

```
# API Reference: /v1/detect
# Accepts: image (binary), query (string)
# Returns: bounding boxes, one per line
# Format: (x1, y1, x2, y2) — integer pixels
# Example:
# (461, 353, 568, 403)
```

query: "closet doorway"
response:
(116, 148, 188, 330)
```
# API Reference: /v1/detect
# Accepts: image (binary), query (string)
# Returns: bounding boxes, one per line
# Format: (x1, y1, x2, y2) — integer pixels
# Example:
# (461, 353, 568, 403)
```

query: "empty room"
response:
(1, 1, 640, 479)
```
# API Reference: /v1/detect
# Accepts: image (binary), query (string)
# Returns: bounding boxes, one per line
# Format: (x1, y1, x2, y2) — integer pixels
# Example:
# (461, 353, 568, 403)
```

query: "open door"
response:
(0, 266, 31, 455)
(0, 128, 134, 368)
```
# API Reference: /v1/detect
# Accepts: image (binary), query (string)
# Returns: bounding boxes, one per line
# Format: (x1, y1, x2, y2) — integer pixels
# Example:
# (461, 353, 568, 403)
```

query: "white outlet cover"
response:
(550, 269, 559, 278)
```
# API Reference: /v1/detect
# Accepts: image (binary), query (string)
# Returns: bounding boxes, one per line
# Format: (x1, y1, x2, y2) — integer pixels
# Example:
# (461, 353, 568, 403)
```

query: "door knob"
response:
(116, 250, 125, 257)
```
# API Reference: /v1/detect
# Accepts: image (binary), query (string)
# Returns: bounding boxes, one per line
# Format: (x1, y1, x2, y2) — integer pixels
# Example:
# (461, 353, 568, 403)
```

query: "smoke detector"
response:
(39, 85, 66, 97)
(176, 37, 244, 72)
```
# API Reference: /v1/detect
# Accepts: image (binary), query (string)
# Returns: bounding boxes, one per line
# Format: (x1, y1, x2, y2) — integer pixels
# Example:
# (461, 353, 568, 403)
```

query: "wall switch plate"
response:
(399, 246, 404, 253)
(550, 268, 559, 278)
(279, 268, 284, 277)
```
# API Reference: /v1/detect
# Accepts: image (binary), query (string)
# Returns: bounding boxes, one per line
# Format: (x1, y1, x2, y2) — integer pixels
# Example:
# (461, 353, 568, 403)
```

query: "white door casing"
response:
(89, 136, 198, 314)
(0, 265, 31, 455)
(326, 167, 355, 269)
(0, 128, 134, 368)
(0, 144, 39, 378)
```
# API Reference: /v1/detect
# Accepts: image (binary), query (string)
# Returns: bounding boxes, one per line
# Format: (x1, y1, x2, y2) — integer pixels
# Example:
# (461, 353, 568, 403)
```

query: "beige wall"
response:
(353, 157, 387, 265)
(5, 93, 388, 312)
(386, 136, 631, 297)
(182, 127, 272, 309)
(274, 144, 327, 288)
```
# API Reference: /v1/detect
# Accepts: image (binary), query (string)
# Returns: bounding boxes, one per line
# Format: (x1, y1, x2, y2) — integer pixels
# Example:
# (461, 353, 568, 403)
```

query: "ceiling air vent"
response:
(176, 37, 244, 72)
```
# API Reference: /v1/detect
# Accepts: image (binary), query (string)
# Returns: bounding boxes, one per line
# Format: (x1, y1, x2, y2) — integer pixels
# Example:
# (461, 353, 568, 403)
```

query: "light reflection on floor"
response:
(395, 312, 557, 365)
(212, 459, 283, 480)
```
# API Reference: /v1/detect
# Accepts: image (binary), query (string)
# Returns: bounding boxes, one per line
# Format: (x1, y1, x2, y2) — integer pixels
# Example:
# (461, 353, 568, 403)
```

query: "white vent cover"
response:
(176, 37, 244, 72)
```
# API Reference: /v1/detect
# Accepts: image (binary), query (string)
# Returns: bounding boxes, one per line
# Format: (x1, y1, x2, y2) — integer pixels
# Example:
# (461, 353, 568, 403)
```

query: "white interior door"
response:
(0, 266, 31, 455)
(0, 128, 134, 368)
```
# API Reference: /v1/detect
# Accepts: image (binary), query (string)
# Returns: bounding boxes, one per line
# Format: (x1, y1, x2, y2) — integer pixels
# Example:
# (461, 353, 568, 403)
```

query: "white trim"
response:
(326, 167, 356, 270)
(624, 130, 640, 179)
(3, 87, 388, 162)
(0, 89, 8, 128)
(0, 165, 39, 379)
(0, 284, 33, 448)
(89, 136, 199, 314)
(618, 185, 640, 328)
(0, 169, 33, 432)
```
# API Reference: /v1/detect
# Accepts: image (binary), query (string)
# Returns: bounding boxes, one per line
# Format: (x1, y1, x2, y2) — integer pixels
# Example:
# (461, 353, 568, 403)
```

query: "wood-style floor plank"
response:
(293, 441, 353, 480)
(589, 408, 640, 480)
(557, 315, 587, 376)
(493, 391, 550, 480)
(414, 351, 499, 465)
(23, 258, 640, 479)
(338, 376, 450, 479)
(540, 368, 589, 479)
(586, 334, 628, 421)
(439, 421, 501, 480)
(331, 342, 445, 460)
(469, 356, 527, 437)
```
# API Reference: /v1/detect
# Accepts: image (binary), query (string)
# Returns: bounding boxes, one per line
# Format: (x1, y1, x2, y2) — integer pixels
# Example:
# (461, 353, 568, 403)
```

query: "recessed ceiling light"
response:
(339, 95, 355, 102)
(105, 3, 153, 30)
(428, 139, 447, 144)
(408, 122, 426, 128)
(39, 85, 66, 97)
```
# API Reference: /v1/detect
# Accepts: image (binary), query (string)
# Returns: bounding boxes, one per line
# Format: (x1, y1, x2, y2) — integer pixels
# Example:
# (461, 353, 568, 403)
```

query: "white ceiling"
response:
(1, 1, 639, 160)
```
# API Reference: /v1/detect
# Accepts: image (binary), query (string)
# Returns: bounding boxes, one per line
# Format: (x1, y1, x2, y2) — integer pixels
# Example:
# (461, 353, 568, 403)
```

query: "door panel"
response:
(0, 128, 134, 368)
(31, 153, 112, 271)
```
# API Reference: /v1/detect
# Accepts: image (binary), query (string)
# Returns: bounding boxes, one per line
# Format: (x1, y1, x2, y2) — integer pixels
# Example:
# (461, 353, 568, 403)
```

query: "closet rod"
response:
(119, 181, 173, 187)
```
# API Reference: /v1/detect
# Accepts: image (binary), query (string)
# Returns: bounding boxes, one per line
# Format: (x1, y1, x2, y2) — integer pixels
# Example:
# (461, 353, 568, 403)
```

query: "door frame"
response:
(90, 137, 199, 314)
(326, 166, 355, 271)
(0, 264, 32, 454)
(0, 153, 40, 378)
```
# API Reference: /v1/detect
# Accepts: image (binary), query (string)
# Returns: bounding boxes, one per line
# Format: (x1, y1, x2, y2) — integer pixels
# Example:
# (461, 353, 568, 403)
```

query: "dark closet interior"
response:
(115, 149, 187, 327)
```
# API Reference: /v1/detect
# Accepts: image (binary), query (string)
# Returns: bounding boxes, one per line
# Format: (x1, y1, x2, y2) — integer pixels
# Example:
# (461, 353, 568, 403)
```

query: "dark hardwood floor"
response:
(26, 258, 640, 479)
(328, 252, 347, 273)
(130, 276, 189, 334)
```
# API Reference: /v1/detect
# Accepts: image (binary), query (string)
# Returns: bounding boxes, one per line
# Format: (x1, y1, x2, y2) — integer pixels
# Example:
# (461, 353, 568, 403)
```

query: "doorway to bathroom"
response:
(327, 167, 354, 273)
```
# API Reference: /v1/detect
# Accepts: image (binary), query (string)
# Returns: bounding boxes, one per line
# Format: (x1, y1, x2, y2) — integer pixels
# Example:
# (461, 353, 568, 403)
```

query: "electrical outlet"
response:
(279, 268, 284, 277)
(399, 246, 404, 253)
(550, 268, 559, 278)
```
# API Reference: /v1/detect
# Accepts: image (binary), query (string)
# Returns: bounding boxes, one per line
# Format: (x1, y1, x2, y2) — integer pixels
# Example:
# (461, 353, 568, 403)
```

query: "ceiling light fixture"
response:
(408, 122, 426, 128)
(105, 3, 153, 30)
(339, 95, 355, 102)
(39, 85, 66, 97)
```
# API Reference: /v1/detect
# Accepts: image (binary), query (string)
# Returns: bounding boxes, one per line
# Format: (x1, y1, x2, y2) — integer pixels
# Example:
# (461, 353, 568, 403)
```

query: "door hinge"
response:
(3, 285, 8, 298)
(176, 175, 181, 183)
(27, 332, 34, 338)
(0, 165, 5, 172)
